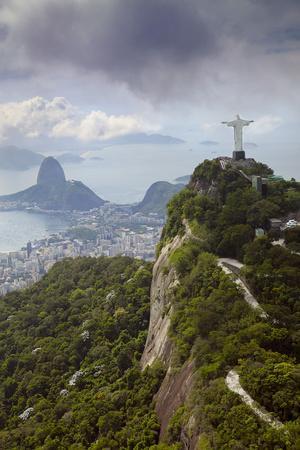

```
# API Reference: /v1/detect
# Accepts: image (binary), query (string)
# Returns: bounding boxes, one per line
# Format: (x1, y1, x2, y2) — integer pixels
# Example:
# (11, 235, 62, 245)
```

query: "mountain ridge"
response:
(133, 181, 185, 217)
(142, 156, 300, 448)
(0, 157, 299, 448)
(0, 145, 44, 171)
(0, 157, 105, 211)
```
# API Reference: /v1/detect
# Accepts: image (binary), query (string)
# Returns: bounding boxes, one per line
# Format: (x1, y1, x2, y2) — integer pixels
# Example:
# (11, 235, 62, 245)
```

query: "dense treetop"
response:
(161, 158, 300, 259)
(158, 159, 300, 448)
(1, 158, 300, 449)
(0, 256, 164, 449)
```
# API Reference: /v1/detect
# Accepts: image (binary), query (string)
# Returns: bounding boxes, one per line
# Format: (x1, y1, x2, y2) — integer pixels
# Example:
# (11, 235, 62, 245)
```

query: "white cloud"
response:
(201, 115, 282, 137)
(0, 96, 154, 142)
(200, 121, 223, 132)
(52, 110, 149, 141)
(0, 96, 75, 140)
(249, 115, 282, 135)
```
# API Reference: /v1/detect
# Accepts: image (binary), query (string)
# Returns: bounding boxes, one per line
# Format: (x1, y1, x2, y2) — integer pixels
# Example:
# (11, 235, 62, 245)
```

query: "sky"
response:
(0, 0, 299, 158)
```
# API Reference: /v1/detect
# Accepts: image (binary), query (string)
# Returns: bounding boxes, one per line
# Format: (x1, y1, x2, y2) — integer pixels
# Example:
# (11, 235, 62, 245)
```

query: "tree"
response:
(217, 224, 254, 259)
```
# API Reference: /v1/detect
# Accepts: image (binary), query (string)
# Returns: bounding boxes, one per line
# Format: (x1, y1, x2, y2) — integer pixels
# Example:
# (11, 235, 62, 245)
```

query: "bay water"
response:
(0, 142, 298, 252)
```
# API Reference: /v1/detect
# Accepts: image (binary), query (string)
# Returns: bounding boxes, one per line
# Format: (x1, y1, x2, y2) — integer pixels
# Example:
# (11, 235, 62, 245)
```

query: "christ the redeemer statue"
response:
(222, 114, 254, 152)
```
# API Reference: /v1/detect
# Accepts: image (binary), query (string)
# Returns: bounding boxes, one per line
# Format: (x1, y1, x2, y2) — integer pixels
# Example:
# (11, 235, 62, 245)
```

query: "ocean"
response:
(0, 211, 69, 253)
(0, 141, 298, 252)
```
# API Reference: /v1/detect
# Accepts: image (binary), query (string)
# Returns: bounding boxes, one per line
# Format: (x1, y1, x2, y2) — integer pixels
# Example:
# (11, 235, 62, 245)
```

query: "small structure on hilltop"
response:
(252, 175, 268, 196)
(222, 114, 254, 160)
(270, 218, 282, 231)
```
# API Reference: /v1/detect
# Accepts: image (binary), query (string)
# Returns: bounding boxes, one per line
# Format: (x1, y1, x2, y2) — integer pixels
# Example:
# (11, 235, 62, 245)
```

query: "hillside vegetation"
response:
(0, 158, 299, 449)
(133, 181, 184, 217)
(161, 159, 300, 257)
(157, 159, 300, 448)
(0, 257, 164, 449)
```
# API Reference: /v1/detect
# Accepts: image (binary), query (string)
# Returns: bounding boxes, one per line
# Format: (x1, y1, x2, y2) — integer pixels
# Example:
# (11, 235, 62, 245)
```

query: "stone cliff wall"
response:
(155, 360, 195, 442)
(141, 229, 199, 448)
(141, 234, 184, 369)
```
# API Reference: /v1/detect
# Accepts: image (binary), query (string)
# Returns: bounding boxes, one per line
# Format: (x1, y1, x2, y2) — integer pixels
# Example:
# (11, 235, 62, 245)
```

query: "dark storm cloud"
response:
(0, 68, 31, 81)
(0, 24, 8, 41)
(268, 26, 300, 46)
(0, 0, 300, 103)
(16, 0, 217, 75)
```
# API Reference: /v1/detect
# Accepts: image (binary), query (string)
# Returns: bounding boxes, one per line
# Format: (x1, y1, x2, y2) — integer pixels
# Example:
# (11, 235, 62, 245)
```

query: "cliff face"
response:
(155, 360, 196, 443)
(141, 233, 185, 369)
(140, 227, 198, 447)
(37, 156, 66, 185)
(141, 158, 300, 449)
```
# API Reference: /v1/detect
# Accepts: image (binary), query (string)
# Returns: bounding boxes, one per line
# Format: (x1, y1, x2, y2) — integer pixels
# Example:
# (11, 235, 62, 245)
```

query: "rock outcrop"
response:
(141, 157, 295, 449)
(141, 226, 197, 448)
(0, 157, 105, 211)
(37, 156, 66, 185)
(155, 361, 195, 441)
(141, 233, 185, 369)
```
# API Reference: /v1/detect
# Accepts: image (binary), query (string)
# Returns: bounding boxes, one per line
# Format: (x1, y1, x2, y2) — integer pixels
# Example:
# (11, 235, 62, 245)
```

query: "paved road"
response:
(183, 218, 286, 430)
(226, 370, 283, 429)
(272, 239, 300, 256)
(183, 220, 268, 317)
(218, 257, 244, 270)
(218, 258, 268, 318)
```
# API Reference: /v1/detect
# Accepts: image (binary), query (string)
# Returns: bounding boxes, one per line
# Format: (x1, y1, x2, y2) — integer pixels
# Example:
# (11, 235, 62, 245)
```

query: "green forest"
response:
(159, 159, 300, 448)
(0, 158, 299, 449)
(0, 257, 164, 449)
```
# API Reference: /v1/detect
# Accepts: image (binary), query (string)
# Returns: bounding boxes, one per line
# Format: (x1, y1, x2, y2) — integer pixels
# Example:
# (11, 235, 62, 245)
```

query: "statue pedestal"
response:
(232, 150, 245, 161)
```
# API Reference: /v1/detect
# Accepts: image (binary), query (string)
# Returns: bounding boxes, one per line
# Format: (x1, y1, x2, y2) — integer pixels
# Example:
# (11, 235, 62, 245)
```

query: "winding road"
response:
(226, 370, 283, 429)
(183, 219, 268, 318)
(182, 219, 288, 430)
(218, 258, 268, 318)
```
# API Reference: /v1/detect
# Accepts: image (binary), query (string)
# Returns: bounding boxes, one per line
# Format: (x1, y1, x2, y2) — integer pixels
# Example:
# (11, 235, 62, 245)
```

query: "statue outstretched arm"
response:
(224, 120, 236, 127)
(221, 121, 235, 126)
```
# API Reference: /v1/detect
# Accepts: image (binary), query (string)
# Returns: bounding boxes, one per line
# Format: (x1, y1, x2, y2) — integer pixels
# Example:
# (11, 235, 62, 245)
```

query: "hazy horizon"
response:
(0, 0, 298, 180)
(0, 141, 298, 204)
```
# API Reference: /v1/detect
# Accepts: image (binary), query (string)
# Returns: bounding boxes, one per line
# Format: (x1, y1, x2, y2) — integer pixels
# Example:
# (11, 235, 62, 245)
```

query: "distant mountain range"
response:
(0, 145, 44, 171)
(0, 146, 86, 172)
(200, 140, 219, 146)
(105, 133, 185, 146)
(0, 157, 105, 211)
(174, 174, 191, 184)
(0, 139, 189, 214)
(0, 133, 184, 171)
(133, 181, 185, 216)
(56, 153, 85, 164)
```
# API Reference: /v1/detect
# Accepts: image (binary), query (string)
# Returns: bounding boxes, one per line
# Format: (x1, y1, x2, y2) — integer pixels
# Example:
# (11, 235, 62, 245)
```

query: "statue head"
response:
(236, 114, 241, 120)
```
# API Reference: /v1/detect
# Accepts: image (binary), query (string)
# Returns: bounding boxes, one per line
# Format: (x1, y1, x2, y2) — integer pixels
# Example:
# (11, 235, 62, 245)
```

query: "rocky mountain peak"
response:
(37, 157, 66, 186)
